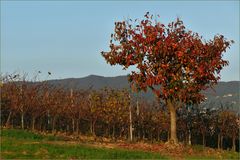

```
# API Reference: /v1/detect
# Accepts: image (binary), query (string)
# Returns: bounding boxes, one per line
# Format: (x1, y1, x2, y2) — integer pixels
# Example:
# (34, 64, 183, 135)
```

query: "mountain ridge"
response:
(45, 75, 239, 111)
(48, 74, 239, 83)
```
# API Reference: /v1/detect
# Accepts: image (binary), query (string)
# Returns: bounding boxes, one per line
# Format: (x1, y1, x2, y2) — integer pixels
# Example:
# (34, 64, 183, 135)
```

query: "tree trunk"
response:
(185, 132, 188, 144)
(5, 111, 12, 128)
(120, 127, 124, 138)
(202, 133, 205, 147)
(77, 112, 80, 135)
(188, 130, 191, 145)
(168, 100, 178, 143)
(218, 134, 221, 149)
(142, 129, 145, 140)
(167, 131, 170, 141)
(11, 118, 14, 128)
(66, 125, 69, 134)
(90, 120, 95, 136)
(232, 136, 236, 151)
(90, 120, 93, 134)
(52, 116, 56, 133)
(32, 117, 36, 131)
(112, 124, 115, 138)
(39, 117, 42, 131)
(92, 121, 96, 136)
(21, 112, 24, 129)
(129, 96, 133, 142)
(108, 123, 111, 137)
(72, 118, 75, 133)
(42, 117, 46, 132)
(76, 119, 79, 135)
(221, 135, 223, 149)
(138, 126, 141, 140)
(150, 130, 153, 143)
(47, 110, 50, 129)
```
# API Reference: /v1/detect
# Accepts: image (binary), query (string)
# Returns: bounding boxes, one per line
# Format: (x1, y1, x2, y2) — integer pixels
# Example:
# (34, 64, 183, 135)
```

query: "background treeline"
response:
(0, 73, 239, 152)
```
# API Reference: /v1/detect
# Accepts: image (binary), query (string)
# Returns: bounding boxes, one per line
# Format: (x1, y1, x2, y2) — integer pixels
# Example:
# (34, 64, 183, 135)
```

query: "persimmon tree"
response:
(223, 111, 239, 151)
(46, 87, 66, 133)
(66, 89, 89, 134)
(101, 12, 234, 143)
(27, 83, 41, 130)
(8, 73, 29, 129)
(87, 90, 103, 136)
(0, 74, 19, 128)
(102, 88, 129, 138)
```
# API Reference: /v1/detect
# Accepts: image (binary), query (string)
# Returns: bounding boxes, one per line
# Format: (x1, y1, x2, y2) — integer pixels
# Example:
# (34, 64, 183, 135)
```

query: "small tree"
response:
(101, 12, 233, 143)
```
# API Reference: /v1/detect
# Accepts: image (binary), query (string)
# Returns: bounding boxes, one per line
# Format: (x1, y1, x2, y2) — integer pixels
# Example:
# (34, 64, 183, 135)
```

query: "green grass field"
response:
(0, 129, 167, 159)
(1, 129, 239, 159)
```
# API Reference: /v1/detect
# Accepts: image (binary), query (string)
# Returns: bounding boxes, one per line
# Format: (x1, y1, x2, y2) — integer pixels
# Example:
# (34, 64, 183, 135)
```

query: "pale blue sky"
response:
(1, 1, 239, 81)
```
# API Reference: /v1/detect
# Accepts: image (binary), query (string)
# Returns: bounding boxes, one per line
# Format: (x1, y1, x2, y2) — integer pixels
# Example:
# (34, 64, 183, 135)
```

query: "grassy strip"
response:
(1, 129, 167, 159)
(1, 129, 63, 141)
(1, 129, 239, 159)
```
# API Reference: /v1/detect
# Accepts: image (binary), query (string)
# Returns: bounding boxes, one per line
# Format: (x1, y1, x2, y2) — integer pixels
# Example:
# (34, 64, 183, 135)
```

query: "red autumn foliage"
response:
(101, 12, 233, 104)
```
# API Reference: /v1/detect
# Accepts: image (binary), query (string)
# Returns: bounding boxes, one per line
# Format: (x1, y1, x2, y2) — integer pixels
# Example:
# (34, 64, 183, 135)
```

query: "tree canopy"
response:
(102, 12, 233, 105)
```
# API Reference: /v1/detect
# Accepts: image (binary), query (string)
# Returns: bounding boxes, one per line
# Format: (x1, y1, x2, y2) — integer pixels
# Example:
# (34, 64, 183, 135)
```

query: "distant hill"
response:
(47, 75, 240, 111)
(47, 75, 129, 90)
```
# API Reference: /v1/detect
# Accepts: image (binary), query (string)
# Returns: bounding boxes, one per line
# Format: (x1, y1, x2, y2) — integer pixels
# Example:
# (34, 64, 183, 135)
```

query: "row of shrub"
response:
(1, 73, 239, 151)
